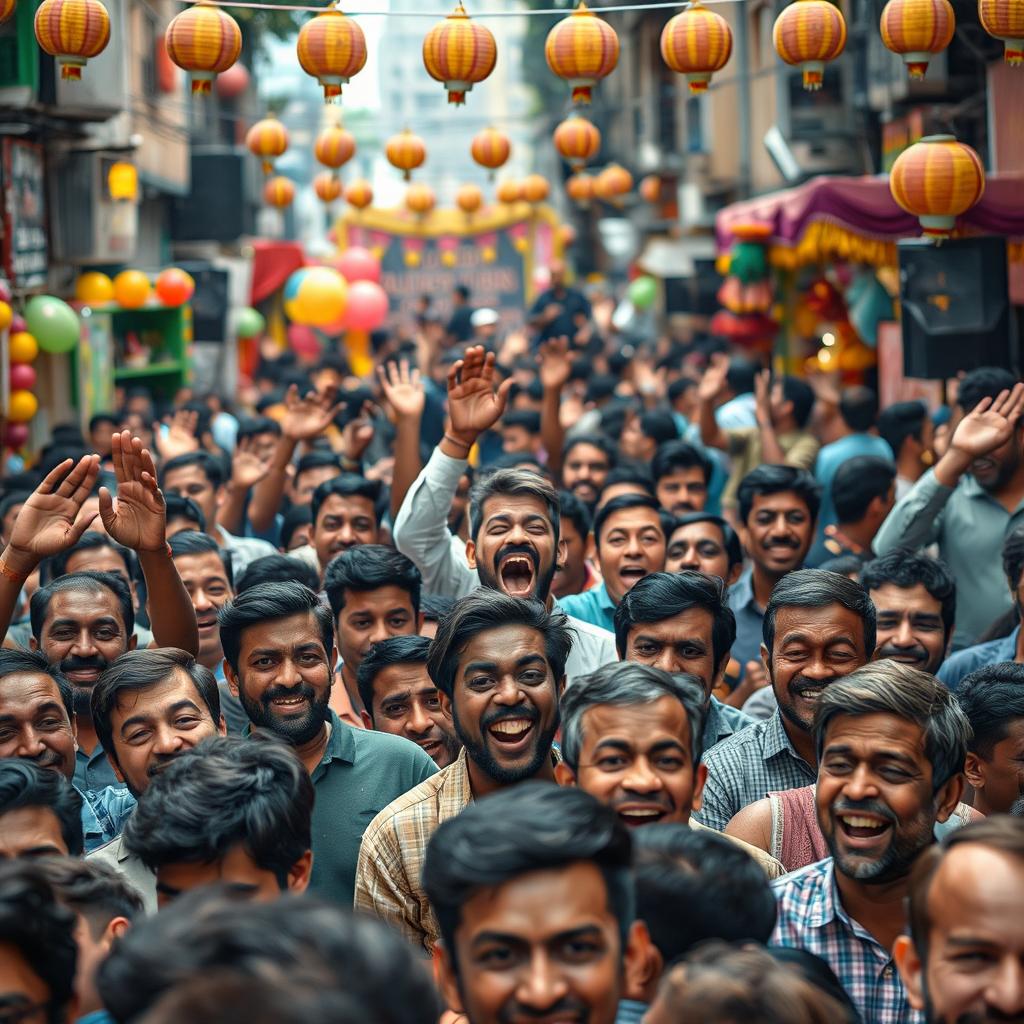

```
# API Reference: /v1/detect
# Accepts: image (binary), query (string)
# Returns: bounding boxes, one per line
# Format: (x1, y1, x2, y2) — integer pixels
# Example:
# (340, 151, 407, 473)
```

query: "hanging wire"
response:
(172, 0, 741, 13)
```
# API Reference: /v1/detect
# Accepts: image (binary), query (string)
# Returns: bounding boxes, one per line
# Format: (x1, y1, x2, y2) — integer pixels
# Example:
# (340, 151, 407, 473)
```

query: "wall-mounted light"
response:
(108, 162, 139, 202)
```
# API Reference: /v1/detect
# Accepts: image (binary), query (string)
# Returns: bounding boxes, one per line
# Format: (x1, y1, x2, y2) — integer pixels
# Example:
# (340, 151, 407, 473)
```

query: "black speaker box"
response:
(174, 261, 229, 344)
(171, 151, 254, 244)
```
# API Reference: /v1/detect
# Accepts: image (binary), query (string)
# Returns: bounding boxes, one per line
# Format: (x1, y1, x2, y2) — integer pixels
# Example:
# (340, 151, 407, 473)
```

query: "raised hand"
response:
(230, 437, 272, 491)
(153, 409, 199, 462)
(377, 360, 425, 422)
(281, 384, 342, 443)
(99, 431, 167, 552)
(537, 336, 572, 393)
(447, 345, 513, 446)
(950, 384, 1024, 459)
(697, 352, 731, 403)
(341, 403, 375, 463)
(754, 369, 773, 425)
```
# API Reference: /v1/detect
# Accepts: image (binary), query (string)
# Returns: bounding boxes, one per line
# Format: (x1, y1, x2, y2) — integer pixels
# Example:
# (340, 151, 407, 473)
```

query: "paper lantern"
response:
(386, 129, 427, 181)
(297, 6, 367, 102)
(522, 174, 550, 204)
(639, 175, 661, 203)
(660, 1, 733, 92)
(155, 268, 195, 307)
(8, 332, 38, 363)
(471, 127, 511, 177)
(335, 246, 381, 283)
(0, 0, 14, 25)
(553, 114, 601, 169)
(264, 176, 296, 208)
(9, 390, 38, 423)
(496, 179, 523, 204)
(422, 2, 497, 105)
(545, 1, 619, 104)
(345, 178, 373, 209)
(566, 172, 596, 206)
(889, 134, 985, 239)
(9, 364, 36, 391)
(246, 116, 289, 175)
(165, 1, 242, 95)
(456, 184, 484, 215)
(880, 0, 954, 77)
(75, 272, 115, 305)
(215, 62, 249, 98)
(595, 163, 633, 200)
(314, 126, 356, 169)
(344, 280, 389, 331)
(314, 172, 343, 203)
(113, 271, 151, 310)
(26, 295, 81, 354)
(978, 0, 1024, 64)
(405, 183, 436, 217)
(773, 0, 846, 90)
(34, 0, 110, 80)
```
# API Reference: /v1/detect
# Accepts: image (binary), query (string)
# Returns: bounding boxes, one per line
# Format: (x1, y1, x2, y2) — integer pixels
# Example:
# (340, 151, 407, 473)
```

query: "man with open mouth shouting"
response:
(773, 661, 969, 1024)
(355, 590, 571, 956)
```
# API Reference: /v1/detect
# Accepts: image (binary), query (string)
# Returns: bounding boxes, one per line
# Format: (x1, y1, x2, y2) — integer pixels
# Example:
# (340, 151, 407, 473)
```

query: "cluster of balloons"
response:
(75, 268, 196, 310)
(0, 283, 42, 449)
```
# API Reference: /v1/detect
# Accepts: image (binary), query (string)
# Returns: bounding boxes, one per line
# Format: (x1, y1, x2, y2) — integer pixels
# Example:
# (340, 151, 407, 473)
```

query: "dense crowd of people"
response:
(2, 275, 1024, 1023)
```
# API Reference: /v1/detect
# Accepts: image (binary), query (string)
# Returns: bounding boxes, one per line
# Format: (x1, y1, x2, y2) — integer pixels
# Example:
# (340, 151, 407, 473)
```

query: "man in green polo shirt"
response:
(219, 581, 436, 906)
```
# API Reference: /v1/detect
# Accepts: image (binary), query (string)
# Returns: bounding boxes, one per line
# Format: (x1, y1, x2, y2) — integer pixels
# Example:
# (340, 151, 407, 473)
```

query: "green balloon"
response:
(628, 275, 657, 310)
(236, 307, 266, 340)
(25, 295, 80, 354)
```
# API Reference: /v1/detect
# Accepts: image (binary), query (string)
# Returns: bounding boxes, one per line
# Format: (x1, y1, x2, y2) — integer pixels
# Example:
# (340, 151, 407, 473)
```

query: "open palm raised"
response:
(98, 430, 168, 552)
(950, 383, 1024, 459)
(447, 345, 513, 444)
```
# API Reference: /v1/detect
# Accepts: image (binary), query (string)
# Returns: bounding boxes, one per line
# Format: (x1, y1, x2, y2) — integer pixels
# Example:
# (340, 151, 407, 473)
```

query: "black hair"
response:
(236, 416, 282, 442)
(957, 663, 1024, 758)
(123, 736, 313, 889)
(766, 948, 863, 1023)
(839, 386, 879, 432)
(668, 377, 696, 403)
(832, 455, 896, 523)
(502, 409, 541, 434)
(1004, 523, 1024, 591)
(454, 283, 470, 301)
(599, 398, 637, 441)
(236, 554, 320, 594)
(614, 570, 736, 672)
(426, 590, 572, 698)
(633, 825, 777, 966)
(310, 473, 384, 528)
(764, 568, 876, 657)
(0, 489, 31, 525)
(280, 504, 313, 551)
(324, 545, 422, 620)
(420, 593, 455, 622)
(0, 759, 84, 856)
(89, 411, 120, 433)
(585, 374, 618, 405)
(164, 493, 207, 532)
(592, 493, 664, 549)
(638, 408, 679, 447)
(877, 400, 929, 457)
(562, 433, 618, 468)
(737, 464, 822, 525)
(219, 582, 334, 674)
(39, 858, 144, 940)
(0, 649, 73, 720)
(169, 529, 234, 587)
(30, 570, 135, 642)
(600, 464, 656, 498)
(468, 468, 560, 544)
(957, 367, 1020, 415)
(160, 451, 224, 489)
(779, 375, 815, 429)
(726, 357, 757, 396)
(295, 450, 344, 479)
(818, 553, 868, 577)
(652, 439, 712, 486)
(558, 489, 592, 540)
(423, 782, 634, 961)
(357, 635, 432, 723)
(670, 512, 743, 570)
(861, 549, 956, 642)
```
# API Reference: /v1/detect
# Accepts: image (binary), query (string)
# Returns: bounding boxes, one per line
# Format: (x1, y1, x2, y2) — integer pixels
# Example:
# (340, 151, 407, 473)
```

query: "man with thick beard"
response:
(218, 581, 436, 906)
(772, 661, 969, 1024)
(355, 589, 571, 954)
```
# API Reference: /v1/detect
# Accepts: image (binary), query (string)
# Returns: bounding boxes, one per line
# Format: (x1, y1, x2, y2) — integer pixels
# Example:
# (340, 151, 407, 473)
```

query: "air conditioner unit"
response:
(787, 110, 867, 176)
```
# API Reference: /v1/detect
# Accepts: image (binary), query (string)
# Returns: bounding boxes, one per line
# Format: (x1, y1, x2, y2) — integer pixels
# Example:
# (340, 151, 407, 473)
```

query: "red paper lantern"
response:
(660, 1, 733, 92)
(773, 0, 847, 90)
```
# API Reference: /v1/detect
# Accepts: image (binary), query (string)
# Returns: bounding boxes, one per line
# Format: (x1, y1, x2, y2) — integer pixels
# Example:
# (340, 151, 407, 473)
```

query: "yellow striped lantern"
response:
(314, 173, 343, 204)
(889, 134, 985, 239)
(386, 129, 427, 181)
(34, 0, 110, 81)
(595, 163, 633, 200)
(660, 1, 733, 93)
(314, 126, 356, 170)
(979, 0, 1024, 64)
(496, 178, 523, 204)
(264, 176, 295, 208)
(456, 184, 484, 215)
(553, 114, 601, 170)
(773, 0, 847, 90)
(639, 175, 661, 203)
(471, 127, 511, 178)
(165, 1, 241, 95)
(422, 2, 497, 106)
(246, 116, 289, 176)
(405, 183, 436, 218)
(522, 174, 550, 205)
(0, 0, 15, 24)
(880, 0, 954, 77)
(566, 172, 596, 207)
(297, 6, 367, 102)
(345, 178, 374, 209)
(545, 1, 620, 105)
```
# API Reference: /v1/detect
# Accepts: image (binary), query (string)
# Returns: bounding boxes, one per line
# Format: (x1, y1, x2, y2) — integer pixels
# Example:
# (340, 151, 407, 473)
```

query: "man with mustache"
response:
(696, 569, 875, 831)
(562, 435, 617, 508)
(772, 661, 969, 1024)
(355, 590, 571, 954)
(652, 440, 712, 517)
(392, 344, 616, 678)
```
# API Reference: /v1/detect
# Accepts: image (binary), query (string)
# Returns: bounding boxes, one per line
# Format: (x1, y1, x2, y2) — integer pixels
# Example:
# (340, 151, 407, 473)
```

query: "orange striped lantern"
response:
(264, 176, 296, 209)
(314, 173, 343, 204)
(422, 2, 497, 106)
(639, 175, 661, 203)
(456, 184, 484, 215)
(165, 1, 241, 95)
(595, 163, 633, 200)
(34, 0, 110, 81)
(553, 114, 601, 170)
(889, 134, 985, 239)
(405, 183, 436, 218)
(566, 172, 596, 207)
(880, 0, 954, 77)
(522, 174, 550, 205)
(386, 129, 427, 181)
(660, 1, 733, 92)
(773, 0, 847, 90)
(979, 0, 1024, 64)
(246, 116, 289, 176)
(496, 179, 523, 204)
(314, 126, 356, 170)
(297, 6, 367, 102)
(345, 179, 373, 209)
(545, 1, 620, 104)
(0, 0, 15, 24)
(471, 127, 511, 178)
(558, 223, 577, 248)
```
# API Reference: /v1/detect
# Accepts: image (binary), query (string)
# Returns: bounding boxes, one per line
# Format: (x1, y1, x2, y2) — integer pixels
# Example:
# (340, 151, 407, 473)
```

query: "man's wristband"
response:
(443, 434, 472, 456)
(0, 557, 29, 583)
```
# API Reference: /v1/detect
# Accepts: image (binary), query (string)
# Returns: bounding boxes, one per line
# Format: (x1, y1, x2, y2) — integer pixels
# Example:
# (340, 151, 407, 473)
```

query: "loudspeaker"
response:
(171, 151, 254, 243)
(175, 261, 229, 343)
(898, 236, 1018, 379)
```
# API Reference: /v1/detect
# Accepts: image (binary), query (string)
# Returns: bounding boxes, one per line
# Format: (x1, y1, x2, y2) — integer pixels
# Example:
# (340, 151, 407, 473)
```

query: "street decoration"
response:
(297, 5, 367, 102)
(236, 308, 265, 339)
(553, 114, 601, 170)
(405, 183, 437, 217)
(639, 175, 661, 203)
(246, 116, 289, 175)
(879, 0, 955, 78)
(0, 0, 14, 23)
(75, 272, 115, 305)
(456, 184, 484, 215)
(165, 1, 242, 95)
(112, 271, 151, 310)
(545, 1, 620, 105)
(285, 266, 348, 326)
(314, 127, 356, 169)
(345, 179, 374, 209)
(978, 0, 1024, 64)
(710, 223, 778, 351)
(422, 2, 497, 105)
(595, 163, 633, 200)
(155, 268, 195, 307)
(386, 129, 427, 181)
(660, 1, 733, 92)
(470, 127, 511, 178)
(773, 0, 847, 90)
(566, 172, 596, 207)
(314, 172, 343, 203)
(264, 176, 296, 208)
(496, 179, 523, 204)
(521, 174, 550, 205)
(34, 0, 110, 80)
(25, 295, 80, 353)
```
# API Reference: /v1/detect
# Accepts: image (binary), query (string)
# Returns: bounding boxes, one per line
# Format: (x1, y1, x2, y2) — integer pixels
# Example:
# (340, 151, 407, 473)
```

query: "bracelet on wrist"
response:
(443, 433, 472, 455)
(0, 556, 29, 583)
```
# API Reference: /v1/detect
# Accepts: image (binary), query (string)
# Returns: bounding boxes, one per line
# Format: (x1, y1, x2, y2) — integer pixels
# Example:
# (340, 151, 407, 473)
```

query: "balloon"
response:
(287, 323, 320, 360)
(0, 281, 10, 304)
(215, 62, 250, 99)
(155, 268, 195, 307)
(342, 280, 388, 331)
(113, 270, 152, 310)
(9, 332, 38, 363)
(335, 246, 381, 284)
(9, 364, 36, 390)
(0, 303, 10, 331)
(8, 389, 38, 423)
(283, 268, 308, 303)
(628, 275, 657, 310)
(75, 272, 115, 305)
(10, 315, 25, 335)
(3, 423, 28, 449)
(236, 307, 265, 340)
(290, 267, 347, 327)
(24, 296, 80, 354)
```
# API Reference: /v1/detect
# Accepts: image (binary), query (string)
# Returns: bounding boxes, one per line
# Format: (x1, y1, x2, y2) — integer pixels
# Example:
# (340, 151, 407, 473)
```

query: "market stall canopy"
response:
(251, 240, 306, 305)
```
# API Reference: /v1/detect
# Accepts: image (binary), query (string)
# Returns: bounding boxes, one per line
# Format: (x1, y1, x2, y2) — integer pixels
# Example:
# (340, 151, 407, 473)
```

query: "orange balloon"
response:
(113, 270, 152, 309)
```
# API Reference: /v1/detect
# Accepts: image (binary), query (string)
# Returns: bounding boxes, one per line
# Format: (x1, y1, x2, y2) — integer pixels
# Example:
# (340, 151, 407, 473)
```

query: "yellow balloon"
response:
(0, 303, 11, 331)
(75, 272, 115, 305)
(8, 389, 38, 423)
(293, 267, 347, 327)
(113, 271, 152, 310)
(9, 332, 38, 363)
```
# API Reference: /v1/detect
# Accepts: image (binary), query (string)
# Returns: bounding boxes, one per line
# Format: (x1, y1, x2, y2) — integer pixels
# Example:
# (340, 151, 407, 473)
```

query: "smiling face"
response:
(163, 464, 219, 532)
(174, 552, 234, 670)
(665, 521, 735, 583)
(313, 494, 379, 569)
(624, 607, 719, 699)
(336, 586, 418, 679)
(966, 718, 1024, 816)
(656, 468, 708, 517)
(619, 413, 654, 462)
(868, 583, 948, 676)
(596, 507, 666, 605)
(0, 674, 75, 780)
(563, 444, 612, 506)
(741, 491, 814, 578)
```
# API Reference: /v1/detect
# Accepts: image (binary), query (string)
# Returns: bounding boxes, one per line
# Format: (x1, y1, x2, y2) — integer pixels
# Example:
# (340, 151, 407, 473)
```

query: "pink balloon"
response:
(10, 314, 25, 334)
(336, 247, 381, 284)
(3, 423, 28, 448)
(287, 323, 320, 360)
(215, 63, 250, 99)
(9, 363, 36, 390)
(343, 280, 389, 331)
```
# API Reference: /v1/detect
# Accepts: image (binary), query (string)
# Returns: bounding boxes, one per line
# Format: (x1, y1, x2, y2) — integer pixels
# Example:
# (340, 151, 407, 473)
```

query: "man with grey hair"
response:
(392, 343, 616, 678)
(554, 661, 784, 877)
(771, 660, 970, 1024)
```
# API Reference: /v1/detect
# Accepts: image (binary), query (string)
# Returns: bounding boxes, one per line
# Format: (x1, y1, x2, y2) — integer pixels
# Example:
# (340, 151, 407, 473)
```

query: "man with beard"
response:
(696, 569, 875, 831)
(392, 344, 616, 677)
(562, 435, 617, 508)
(876, 369, 1024, 648)
(219, 582, 436, 906)
(652, 440, 712, 517)
(354, 590, 571, 953)
(895, 818, 1024, 1024)
(772, 661, 969, 1024)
